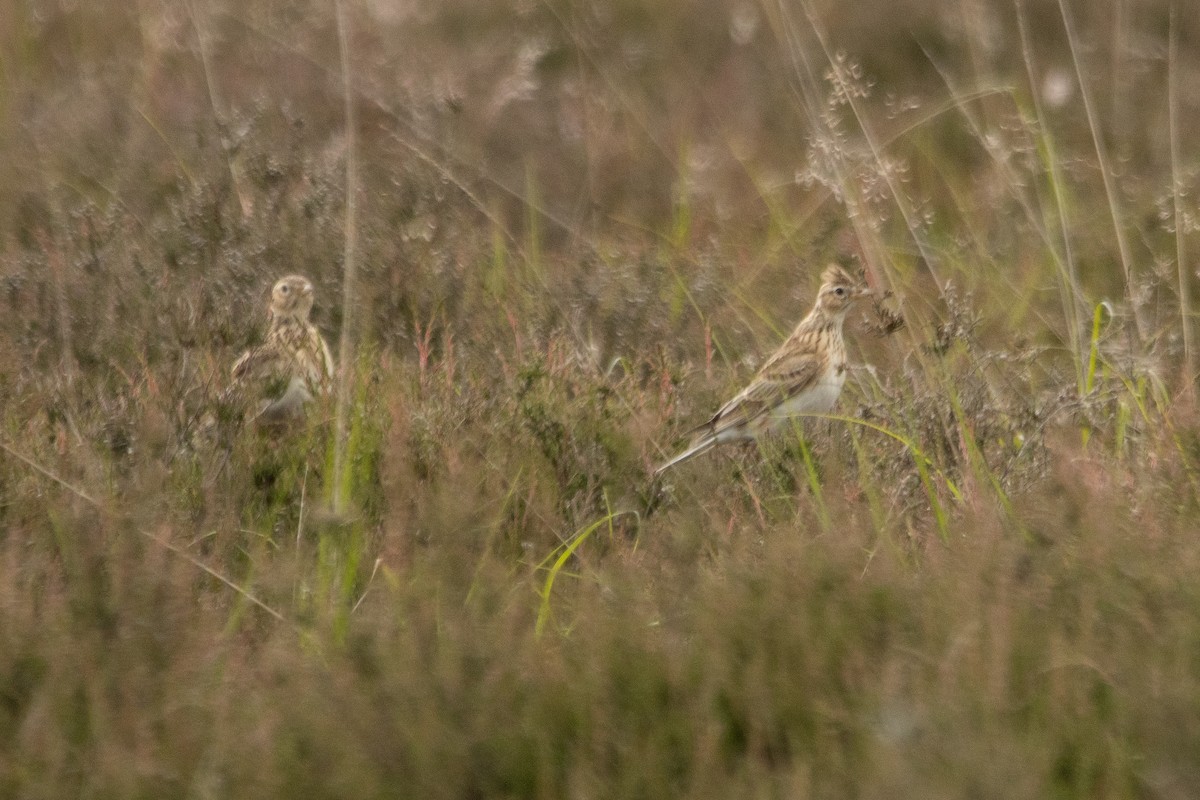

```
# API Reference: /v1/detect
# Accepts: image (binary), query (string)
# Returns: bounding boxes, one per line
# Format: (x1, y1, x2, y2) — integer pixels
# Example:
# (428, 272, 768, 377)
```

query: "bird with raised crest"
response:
(655, 264, 871, 474)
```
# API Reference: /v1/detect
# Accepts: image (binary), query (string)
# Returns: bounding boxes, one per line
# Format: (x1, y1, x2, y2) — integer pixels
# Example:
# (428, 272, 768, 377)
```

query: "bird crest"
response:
(820, 263, 857, 288)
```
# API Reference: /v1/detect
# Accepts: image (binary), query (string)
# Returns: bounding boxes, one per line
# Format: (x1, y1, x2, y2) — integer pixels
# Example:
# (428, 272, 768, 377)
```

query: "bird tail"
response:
(653, 433, 719, 476)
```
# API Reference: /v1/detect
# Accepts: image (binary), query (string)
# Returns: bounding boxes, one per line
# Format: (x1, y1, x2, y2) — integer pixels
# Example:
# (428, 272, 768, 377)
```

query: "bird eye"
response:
(280, 286, 290, 293)
(834, 287, 845, 296)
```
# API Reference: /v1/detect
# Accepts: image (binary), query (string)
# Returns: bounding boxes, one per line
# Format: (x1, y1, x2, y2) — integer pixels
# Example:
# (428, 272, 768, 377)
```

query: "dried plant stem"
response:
(1014, 0, 1086, 391)
(1057, 0, 1145, 344)
(332, 0, 359, 518)
(1169, 8, 1194, 395)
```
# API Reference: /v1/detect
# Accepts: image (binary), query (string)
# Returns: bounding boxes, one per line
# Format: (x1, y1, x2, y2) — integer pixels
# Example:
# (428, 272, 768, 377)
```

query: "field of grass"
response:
(2, 0, 1200, 796)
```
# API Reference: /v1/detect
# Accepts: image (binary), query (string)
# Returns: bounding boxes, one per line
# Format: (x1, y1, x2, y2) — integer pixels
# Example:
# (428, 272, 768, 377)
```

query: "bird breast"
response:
(769, 369, 846, 419)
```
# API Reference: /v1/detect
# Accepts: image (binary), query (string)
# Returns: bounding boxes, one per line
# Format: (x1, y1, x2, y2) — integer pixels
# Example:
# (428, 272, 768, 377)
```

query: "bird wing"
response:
(229, 342, 296, 401)
(699, 331, 826, 437)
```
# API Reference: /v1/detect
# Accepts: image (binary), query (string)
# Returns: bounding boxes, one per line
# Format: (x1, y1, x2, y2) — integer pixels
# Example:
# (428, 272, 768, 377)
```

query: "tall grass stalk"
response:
(1081, 301, 1109, 447)
(331, 0, 360, 518)
(1169, 8, 1193, 395)
(1056, 0, 1144, 344)
(524, 162, 544, 284)
(975, 2, 1089, 390)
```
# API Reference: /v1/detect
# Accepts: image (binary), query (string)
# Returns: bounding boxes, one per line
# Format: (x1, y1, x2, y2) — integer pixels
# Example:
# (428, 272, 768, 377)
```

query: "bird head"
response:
(269, 275, 316, 320)
(815, 264, 871, 315)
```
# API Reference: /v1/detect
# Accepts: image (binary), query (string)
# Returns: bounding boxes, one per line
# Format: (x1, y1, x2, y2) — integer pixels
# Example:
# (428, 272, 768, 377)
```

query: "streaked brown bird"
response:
(228, 274, 335, 425)
(655, 264, 871, 474)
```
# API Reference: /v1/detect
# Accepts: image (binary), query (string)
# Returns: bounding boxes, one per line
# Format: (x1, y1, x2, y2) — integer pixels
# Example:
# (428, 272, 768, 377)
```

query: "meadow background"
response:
(1, 0, 1199, 796)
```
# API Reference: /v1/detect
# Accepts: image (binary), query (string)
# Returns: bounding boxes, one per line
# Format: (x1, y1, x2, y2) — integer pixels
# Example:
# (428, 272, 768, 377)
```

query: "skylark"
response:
(228, 275, 335, 425)
(655, 264, 871, 474)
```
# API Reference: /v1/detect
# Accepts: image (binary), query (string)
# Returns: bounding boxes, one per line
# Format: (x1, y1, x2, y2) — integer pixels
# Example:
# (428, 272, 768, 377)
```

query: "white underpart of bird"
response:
(260, 375, 317, 420)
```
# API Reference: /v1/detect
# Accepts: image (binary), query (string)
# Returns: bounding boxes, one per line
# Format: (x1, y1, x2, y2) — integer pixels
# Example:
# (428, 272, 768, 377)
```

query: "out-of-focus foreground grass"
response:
(1, 0, 1200, 796)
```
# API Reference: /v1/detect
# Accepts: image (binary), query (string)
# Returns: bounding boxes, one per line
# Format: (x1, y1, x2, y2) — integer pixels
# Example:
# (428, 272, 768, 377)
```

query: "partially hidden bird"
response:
(228, 274, 335, 426)
(655, 264, 871, 475)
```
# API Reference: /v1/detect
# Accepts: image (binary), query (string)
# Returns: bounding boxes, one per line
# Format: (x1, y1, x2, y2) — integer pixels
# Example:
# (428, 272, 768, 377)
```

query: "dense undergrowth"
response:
(1, 0, 1199, 797)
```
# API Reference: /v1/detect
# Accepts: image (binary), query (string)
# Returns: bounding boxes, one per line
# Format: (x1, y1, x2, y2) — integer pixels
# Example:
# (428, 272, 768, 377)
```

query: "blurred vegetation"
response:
(1, 0, 1200, 796)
